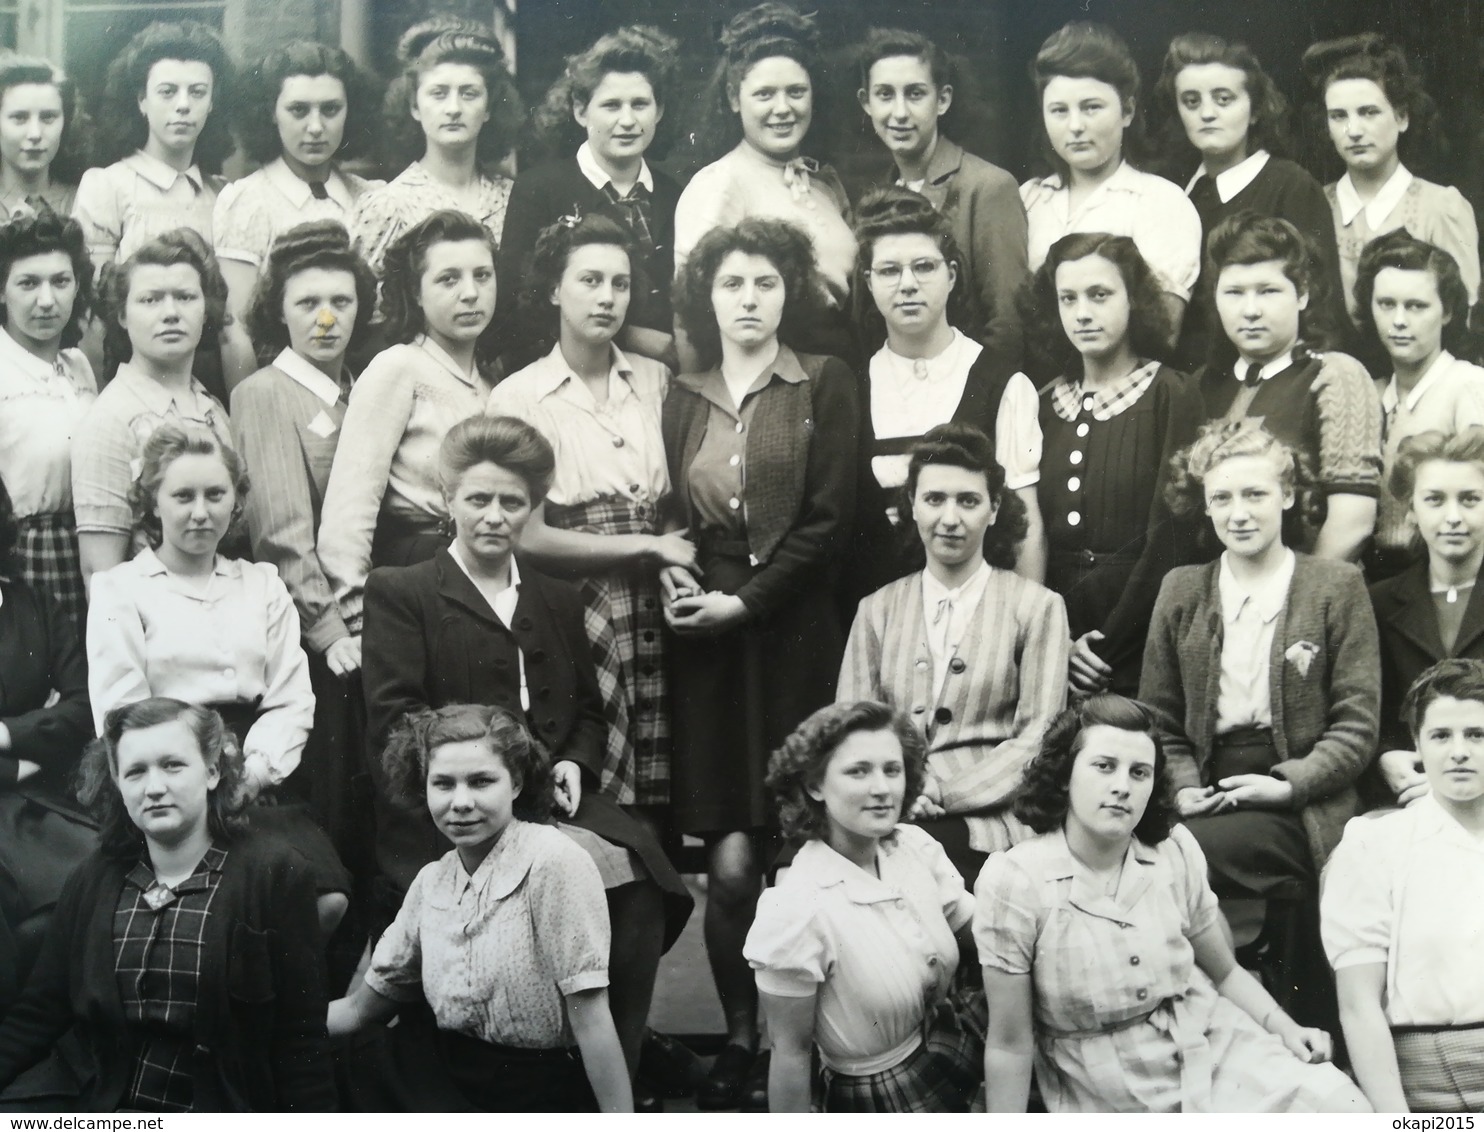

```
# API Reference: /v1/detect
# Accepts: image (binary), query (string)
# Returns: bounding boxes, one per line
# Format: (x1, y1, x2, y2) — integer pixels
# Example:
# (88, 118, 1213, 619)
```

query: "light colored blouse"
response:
(1215, 548, 1296, 734)
(213, 158, 380, 268)
(366, 819, 610, 1049)
(744, 824, 972, 1076)
(0, 331, 95, 516)
(349, 161, 512, 275)
(486, 343, 671, 508)
(72, 151, 218, 265)
(85, 548, 313, 787)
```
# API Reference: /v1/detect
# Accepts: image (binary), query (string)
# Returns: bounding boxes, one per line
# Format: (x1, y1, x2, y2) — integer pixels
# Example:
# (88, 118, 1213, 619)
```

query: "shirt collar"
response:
(1235, 351, 1295, 384)
(414, 333, 478, 387)
(1185, 149, 1270, 203)
(575, 141, 654, 193)
(448, 539, 521, 592)
(262, 157, 352, 209)
(921, 560, 991, 609)
(134, 545, 237, 581)
(113, 362, 218, 421)
(674, 344, 810, 399)
(0, 326, 66, 381)
(450, 819, 538, 900)
(523, 341, 638, 404)
(792, 835, 905, 904)
(1051, 359, 1160, 423)
(1382, 350, 1455, 414)
(1218, 546, 1295, 625)
(122, 149, 204, 194)
(1336, 164, 1415, 228)
(271, 347, 345, 407)
(1043, 827, 1159, 882)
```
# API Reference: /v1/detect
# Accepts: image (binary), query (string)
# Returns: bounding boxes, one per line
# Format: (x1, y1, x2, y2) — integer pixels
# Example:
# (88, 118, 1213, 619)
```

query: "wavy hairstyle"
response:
(379, 208, 496, 345)
(1302, 33, 1440, 172)
(1387, 426, 1484, 505)
(93, 21, 234, 174)
(245, 220, 376, 365)
(0, 475, 18, 577)
(530, 25, 679, 159)
(0, 207, 93, 348)
(673, 216, 827, 370)
(1152, 33, 1292, 168)
(129, 423, 248, 550)
(903, 423, 1028, 571)
(1030, 22, 1147, 177)
(767, 700, 926, 846)
(1014, 694, 1177, 844)
(381, 18, 524, 172)
(854, 27, 984, 148)
(1401, 657, 1484, 745)
(1018, 231, 1173, 382)
(99, 228, 229, 383)
(77, 698, 250, 859)
(234, 40, 378, 166)
(381, 703, 553, 822)
(1354, 230, 1475, 364)
(439, 413, 556, 507)
(0, 53, 89, 185)
(517, 212, 639, 352)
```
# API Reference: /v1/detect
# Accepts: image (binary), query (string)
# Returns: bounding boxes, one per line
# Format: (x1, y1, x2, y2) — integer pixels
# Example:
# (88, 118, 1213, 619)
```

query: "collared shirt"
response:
(447, 541, 528, 710)
(1022, 161, 1202, 300)
(487, 342, 671, 507)
(86, 548, 312, 787)
(575, 141, 654, 193)
(366, 820, 609, 1049)
(349, 162, 512, 275)
(71, 364, 231, 536)
(72, 150, 217, 265)
(213, 158, 379, 268)
(1335, 165, 1416, 229)
(745, 825, 972, 1076)
(0, 330, 96, 516)
(922, 560, 992, 703)
(1185, 149, 1271, 203)
(1235, 351, 1296, 385)
(0, 182, 75, 221)
(1049, 358, 1161, 423)
(1215, 547, 1296, 733)
(1322, 796, 1484, 1027)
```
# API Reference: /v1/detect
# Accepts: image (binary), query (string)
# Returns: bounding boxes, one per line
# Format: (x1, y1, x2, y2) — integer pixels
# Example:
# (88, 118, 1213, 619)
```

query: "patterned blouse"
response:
(349, 161, 512, 276)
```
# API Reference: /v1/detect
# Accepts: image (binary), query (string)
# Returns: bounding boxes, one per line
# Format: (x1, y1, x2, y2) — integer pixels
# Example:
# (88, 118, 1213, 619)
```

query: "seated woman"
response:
(744, 700, 983, 1113)
(1369, 429, 1484, 807)
(837, 423, 1068, 886)
(0, 698, 335, 1112)
(1323, 658, 1484, 1114)
(86, 423, 349, 933)
(329, 703, 632, 1112)
(977, 694, 1370, 1113)
(1140, 420, 1379, 941)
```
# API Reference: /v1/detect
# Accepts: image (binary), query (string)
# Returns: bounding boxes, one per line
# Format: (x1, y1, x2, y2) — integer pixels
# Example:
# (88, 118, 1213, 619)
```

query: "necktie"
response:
(309, 181, 330, 201)
(601, 181, 654, 251)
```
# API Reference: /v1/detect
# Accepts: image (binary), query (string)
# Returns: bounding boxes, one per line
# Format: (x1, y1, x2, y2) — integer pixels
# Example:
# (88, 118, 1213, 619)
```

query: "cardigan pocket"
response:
(227, 923, 277, 1004)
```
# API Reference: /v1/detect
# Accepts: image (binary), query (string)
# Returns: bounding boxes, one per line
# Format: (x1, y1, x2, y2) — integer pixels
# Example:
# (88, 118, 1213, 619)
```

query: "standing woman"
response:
(349, 18, 521, 277)
(499, 25, 682, 368)
(665, 218, 858, 1105)
(674, 3, 857, 367)
(1303, 34, 1480, 325)
(72, 22, 233, 269)
(0, 55, 86, 220)
(1022, 22, 1202, 338)
(488, 214, 691, 812)
(0, 210, 95, 624)
(1020, 232, 1204, 698)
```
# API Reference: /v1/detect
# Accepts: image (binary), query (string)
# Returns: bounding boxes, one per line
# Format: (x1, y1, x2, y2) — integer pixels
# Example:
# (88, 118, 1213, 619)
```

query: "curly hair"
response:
(1164, 419, 1323, 553)
(1401, 657, 1484, 746)
(1017, 232, 1173, 383)
(1388, 426, 1484, 505)
(380, 17, 524, 172)
(1302, 34, 1440, 172)
(129, 423, 248, 551)
(1030, 22, 1147, 177)
(1152, 33, 1292, 169)
(902, 423, 1027, 571)
(0, 475, 18, 577)
(99, 228, 229, 382)
(766, 700, 926, 846)
(234, 40, 378, 166)
(0, 53, 89, 185)
(517, 212, 639, 352)
(245, 220, 376, 366)
(77, 698, 250, 859)
(1014, 694, 1177, 845)
(530, 25, 679, 160)
(1354, 230, 1475, 365)
(379, 209, 496, 346)
(93, 22, 234, 174)
(673, 217, 827, 370)
(0, 207, 93, 348)
(380, 703, 553, 823)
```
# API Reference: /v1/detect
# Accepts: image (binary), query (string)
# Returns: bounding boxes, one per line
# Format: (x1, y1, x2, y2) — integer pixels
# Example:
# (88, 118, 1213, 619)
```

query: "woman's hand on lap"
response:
(664, 591, 747, 635)
(1068, 631, 1113, 694)
(552, 759, 582, 816)
(325, 635, 362, 678)
(1214, 773, 1293, 809)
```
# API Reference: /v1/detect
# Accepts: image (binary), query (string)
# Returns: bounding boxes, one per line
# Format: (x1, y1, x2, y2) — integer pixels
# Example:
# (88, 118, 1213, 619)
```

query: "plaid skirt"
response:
(16, 511, 86, 629)
(818, 990, 987, 1113)
(1394, 1024, 1484, 1113)
(543, 496, 669, 806)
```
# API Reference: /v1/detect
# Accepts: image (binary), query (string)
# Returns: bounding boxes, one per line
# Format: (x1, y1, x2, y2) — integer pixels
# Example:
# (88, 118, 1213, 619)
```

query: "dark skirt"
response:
(301, 652, 372, 876)
(670, 548, 843, 835)
(1046, 548, 1143, 696)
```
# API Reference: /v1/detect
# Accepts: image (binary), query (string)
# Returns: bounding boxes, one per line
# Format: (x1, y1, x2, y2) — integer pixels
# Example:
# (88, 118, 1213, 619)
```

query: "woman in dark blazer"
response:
(0, 698, 335, 1112)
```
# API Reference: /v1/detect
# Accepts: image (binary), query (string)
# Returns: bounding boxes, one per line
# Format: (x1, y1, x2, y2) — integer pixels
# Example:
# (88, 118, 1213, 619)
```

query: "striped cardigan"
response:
(838, 568, 1069, 850)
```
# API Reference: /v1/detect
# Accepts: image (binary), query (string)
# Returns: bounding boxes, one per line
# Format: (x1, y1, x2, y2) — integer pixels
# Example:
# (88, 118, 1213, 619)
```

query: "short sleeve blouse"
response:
(212, 159, 380, 268)
(0, 333, 96, 516)
(349, 162, 512, 276)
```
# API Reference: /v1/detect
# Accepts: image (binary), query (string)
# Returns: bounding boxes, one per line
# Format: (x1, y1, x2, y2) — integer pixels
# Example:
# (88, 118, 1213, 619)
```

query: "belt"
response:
(1392, 1020, 1484, 1035)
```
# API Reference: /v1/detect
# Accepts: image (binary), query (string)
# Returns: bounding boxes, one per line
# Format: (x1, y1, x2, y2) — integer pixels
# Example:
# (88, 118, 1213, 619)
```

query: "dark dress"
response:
(662, 348, 858, 835)
(1039, 363, 1205, 695)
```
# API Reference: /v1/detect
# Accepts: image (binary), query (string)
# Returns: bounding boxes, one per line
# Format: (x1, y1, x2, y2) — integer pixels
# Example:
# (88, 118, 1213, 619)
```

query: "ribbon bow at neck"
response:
(782, 156, 820, 203)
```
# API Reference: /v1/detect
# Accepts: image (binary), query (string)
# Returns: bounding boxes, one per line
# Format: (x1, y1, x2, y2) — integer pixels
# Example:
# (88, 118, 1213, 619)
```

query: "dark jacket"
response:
(0, 832, 336, 1112)
(0, 578, 91, 794)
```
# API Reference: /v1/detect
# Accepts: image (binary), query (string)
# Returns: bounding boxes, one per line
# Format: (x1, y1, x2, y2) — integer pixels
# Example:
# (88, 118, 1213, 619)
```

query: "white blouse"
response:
(0, 331, 96, 516)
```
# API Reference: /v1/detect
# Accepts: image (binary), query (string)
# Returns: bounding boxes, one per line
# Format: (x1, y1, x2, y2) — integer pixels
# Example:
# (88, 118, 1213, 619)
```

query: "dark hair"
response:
(530, 25, 679, 159)
(0, 476, 17, 576)
(518, 213, 639, 352)
(852, 186, 982, 349)
(766, 700, 926, 846)
(381, 703, 552, 822)
(94, 21, 234, 174)
(1030, 22, 1146, 177)
(0, 208, 93, 348)
(1018, 232, 1173, 382)
(674, 217, 827, 370)
(855, 27, 980, 146)
(77, 698, 250, 859)
(245, 220, 376, 366)
(1015, 694, 1177, 844)
(1152, 33, 1292, 167)
(0, 53, 89, 185)
(1302, 34, 1439, 171)
(100, 228, 229, 383)
(1354, 230, 1474, 364)
(902, 423, 1028, 571)
(439, 413, 556, 506)
(129, 423, 248, 550)
(1401, 657, 1484, 745)
(379, 209, 496, 345)
(381, 18, 524, 172)
(234, 40, 377, 166)
(1388, 427, 1484, 504)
